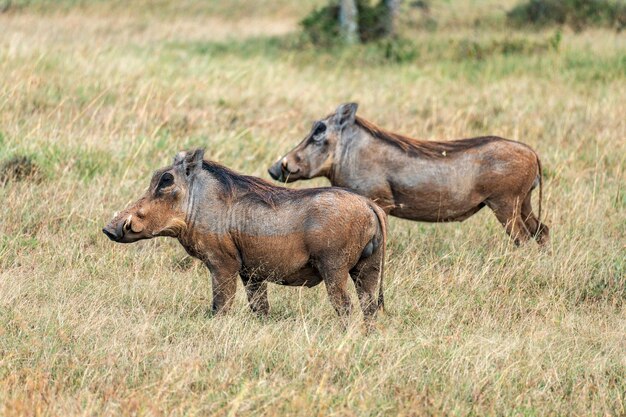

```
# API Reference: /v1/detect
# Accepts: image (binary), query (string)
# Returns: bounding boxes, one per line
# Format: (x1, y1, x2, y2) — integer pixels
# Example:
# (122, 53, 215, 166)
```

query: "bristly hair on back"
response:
(202, 161, 319, 207)
(354, 116, 503, 158)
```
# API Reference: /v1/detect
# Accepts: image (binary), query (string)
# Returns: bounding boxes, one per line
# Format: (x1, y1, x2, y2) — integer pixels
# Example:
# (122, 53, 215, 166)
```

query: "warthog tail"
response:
(535, 151, 544, 236)
(369, 202, 387, 312)
(538, 155, 543, 226)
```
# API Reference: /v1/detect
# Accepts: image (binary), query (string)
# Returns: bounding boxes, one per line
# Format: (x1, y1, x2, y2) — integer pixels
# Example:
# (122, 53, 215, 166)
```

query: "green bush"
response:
(455, 31, 562, 61)
(0, 155, 42, 186)
(300, 0, 393, 46)
(507, 0, 626, 31)
(381, 38, 419, 63)
(300, 4, 341, 46)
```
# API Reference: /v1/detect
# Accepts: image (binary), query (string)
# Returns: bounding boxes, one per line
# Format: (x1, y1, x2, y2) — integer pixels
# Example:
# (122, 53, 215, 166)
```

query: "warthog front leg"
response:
(208, 262, 239, 315)
(240, 273, 270, 316)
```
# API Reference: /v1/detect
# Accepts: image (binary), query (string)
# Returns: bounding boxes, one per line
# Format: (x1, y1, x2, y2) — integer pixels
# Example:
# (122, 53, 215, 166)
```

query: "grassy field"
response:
(0, 1, 624, 415)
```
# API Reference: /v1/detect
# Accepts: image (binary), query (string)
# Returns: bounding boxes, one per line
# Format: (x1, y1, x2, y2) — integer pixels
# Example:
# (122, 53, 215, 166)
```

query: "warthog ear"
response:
(173, 151, 188, 165)
(174, 148, 205, 177)
(188, 148, 205, 165)
(333, 102, 358, 130)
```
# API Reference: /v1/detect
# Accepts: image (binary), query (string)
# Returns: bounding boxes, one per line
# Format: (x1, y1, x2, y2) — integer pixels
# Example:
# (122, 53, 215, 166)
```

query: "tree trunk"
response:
(339, 0, 359, 44)
(383, 0, 400, 37)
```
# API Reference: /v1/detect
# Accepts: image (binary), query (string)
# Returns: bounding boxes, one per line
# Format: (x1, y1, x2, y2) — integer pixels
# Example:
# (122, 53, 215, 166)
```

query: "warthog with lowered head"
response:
(269, 103, 549, 246)
(103, 149, 387, 324)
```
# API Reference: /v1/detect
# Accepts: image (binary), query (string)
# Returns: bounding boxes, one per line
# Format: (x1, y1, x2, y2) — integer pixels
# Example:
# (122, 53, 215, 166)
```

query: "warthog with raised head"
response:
(103, 149, 386, 323)
(269, 103, 549, 246)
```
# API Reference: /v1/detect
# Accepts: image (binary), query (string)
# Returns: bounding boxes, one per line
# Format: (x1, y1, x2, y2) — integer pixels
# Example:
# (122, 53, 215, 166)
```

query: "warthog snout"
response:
(102, 224, 122, 242)
(267, 160, 285, 182)
(103, 211, 148, 244)
(268, 157, 301, 183)
(102, 214, 134, 243)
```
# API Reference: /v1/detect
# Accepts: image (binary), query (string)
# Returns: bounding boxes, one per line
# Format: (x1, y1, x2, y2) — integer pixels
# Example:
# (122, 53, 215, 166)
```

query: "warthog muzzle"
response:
(102, 224, 123, 242)
(268, 162, 285, 182)
(102, 214, 137, 243)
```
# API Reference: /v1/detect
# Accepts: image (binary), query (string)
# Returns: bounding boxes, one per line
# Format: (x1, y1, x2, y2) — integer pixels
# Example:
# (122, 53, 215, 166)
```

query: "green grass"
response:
(0, 1, 625, 416)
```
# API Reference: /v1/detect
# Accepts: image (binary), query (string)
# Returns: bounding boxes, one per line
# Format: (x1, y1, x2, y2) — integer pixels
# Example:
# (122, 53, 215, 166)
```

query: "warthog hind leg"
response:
(350, 250, 383, 326)
(487, 197, 532, 246)
(320, 265, 352, 321)
(521, 191, 550, 245)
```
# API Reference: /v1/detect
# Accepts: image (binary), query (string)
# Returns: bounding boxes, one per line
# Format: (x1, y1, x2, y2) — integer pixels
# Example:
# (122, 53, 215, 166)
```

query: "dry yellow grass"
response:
(0, 1, 624, 416)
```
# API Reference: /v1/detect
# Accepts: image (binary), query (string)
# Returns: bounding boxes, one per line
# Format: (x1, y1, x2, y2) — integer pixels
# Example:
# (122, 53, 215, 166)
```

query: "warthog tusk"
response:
(124, 214, 132, 230)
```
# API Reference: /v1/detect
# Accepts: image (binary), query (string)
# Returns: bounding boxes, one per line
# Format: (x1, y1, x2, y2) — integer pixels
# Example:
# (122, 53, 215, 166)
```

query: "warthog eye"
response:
(158, 172, 174, 190)
(312, 122, 326, 137)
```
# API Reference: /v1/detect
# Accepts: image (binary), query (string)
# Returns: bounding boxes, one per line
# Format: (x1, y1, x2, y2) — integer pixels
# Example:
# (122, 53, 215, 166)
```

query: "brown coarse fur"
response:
(355, 116, 502, 158)
(104, 149, 387, 326)
(269, 103, 549, 246)
(202, 160, 323, 207)
(354, 116, 544, 226)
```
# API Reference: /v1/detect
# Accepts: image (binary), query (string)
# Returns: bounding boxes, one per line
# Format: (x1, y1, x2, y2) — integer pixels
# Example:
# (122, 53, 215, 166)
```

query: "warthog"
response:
(103, 149, 387, 323)
(269, 103, 549, 245)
